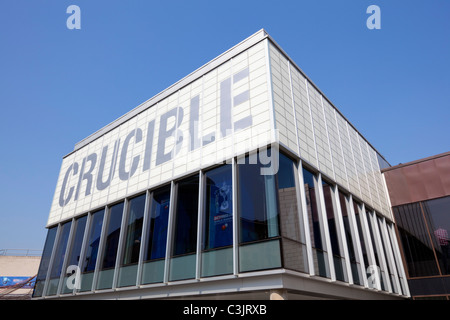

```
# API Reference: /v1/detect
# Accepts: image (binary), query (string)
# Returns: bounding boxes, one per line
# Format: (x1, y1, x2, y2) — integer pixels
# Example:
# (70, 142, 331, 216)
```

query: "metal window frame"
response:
(387, 221, 411, 297)
(367, 210, 392, 293)
(56, 218, 76, 296)
(333, 186, 353, 284)
(41, 223, 61, 297)
(349, 197, 369, 288)
(378, 216, 402, 295)
(136, 190, 151, 286)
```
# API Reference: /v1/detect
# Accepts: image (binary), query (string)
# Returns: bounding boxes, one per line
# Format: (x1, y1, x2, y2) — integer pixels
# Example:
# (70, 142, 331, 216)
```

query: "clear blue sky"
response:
(1, 0, 449, 250)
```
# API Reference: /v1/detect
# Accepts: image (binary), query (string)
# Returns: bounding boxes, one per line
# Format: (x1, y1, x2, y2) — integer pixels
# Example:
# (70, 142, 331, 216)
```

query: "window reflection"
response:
(238, 152, 282, 272)
(339, 192, 362, 285)
(170, 175, 199, 281)
(278, 154, 308, 274)
(46, 221, 72, 296)
(393, 203, 440, 277)
(97, 202, 124, 290)
(303, 168, 329, 278)
(61, 215, 87, 294)
(79, 209, 104, 292)
(322, 180, 346, 282)
(202, 165, 233, 277)
(118, 194, 146, 287)
(423, 197, 450, 275)
(33, 227, 57, 297)
(141, 185, 171, 284)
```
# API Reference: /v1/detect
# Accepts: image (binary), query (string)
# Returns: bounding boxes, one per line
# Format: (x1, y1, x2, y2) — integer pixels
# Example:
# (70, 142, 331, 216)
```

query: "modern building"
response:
(383, 152, 450, 300)
(32, 29, 410, 300)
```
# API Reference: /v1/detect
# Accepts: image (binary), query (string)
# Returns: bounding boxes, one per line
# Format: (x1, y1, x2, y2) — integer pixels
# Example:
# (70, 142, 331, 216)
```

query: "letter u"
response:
(96, 139, 120, 191)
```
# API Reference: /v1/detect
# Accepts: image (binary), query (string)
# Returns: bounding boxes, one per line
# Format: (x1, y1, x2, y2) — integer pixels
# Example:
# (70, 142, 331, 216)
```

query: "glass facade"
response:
(33, 151, 408, 298)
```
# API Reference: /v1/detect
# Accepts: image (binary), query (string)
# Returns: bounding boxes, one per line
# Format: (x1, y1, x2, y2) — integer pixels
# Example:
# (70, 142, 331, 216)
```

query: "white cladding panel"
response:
(268, 43, 391, 218)
(47, 41, 273, 226)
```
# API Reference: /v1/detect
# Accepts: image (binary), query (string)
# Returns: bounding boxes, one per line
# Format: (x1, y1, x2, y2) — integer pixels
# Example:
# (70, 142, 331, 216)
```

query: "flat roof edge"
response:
(381, 151, 450, 173)
(66, 29, 269, 158)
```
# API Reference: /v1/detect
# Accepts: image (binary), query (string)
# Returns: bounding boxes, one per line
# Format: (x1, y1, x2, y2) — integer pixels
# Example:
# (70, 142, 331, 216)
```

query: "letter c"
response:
(59, 162, 79, 207)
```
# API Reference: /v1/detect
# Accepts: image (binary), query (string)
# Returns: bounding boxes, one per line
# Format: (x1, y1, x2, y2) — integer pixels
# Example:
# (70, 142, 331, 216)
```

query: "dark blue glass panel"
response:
(238, 156, 279, 243)
(122, 194, 146, 266)
(145, 186, 171, 261)
(82, 209, 104, 273)
(33, 227, 57, 297)
(204, 165, 233, 250)
(100, 202, 124, 270)
(172, 176, 199, 256)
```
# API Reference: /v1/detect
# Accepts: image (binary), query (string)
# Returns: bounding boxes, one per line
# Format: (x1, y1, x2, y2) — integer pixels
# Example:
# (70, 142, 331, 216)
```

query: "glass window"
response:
(141, 185, 171, 284)
(278, 154, 308, 274)
(118, 194, 146, 287)
(46, 220, 72, 296)
(79, 209, 104, 292)
(238, 155, 279, 243)
(303, 168, 329, 278)
(322, 180, 346, 282)
(61, 215, 88, 294)
(422, 196, 450, 275)
(393, 203, 440, 277)
(339, 192, 362, 285)
(33, 227, 58, 297)
(238, 152, 281, 272)
(366, 210, 390, 291)
(377, 216, 399, 294)
(353, 200, 370, 269)
(96, 202, 124, 290)
(202, 165, 233, 277)
(386, 222, 408, 295)
(170, 176, 199, 281)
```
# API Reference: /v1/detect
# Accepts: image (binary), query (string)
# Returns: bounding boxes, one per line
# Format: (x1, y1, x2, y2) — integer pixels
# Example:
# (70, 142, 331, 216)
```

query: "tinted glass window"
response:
(238, 155, 279, 243)
(122, 194, 146, 266)
(204, 165, 233, 250)
(61, 215, 87, 294)
(33, 227, 57, 297)
(423, 196, 450, 275)
(145, 187, 171, 261)
(97, 202, 124, 290)
(79, 209, 104, 292)
(393, 203, 440, 277)
(303, 168, 323, 250)
(46, 221, 72, 296)
(339, 192, 362, 285)
(173, 176, 199, 256)
(141, 185, 171, 284)
(278, 154, 307, 274)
